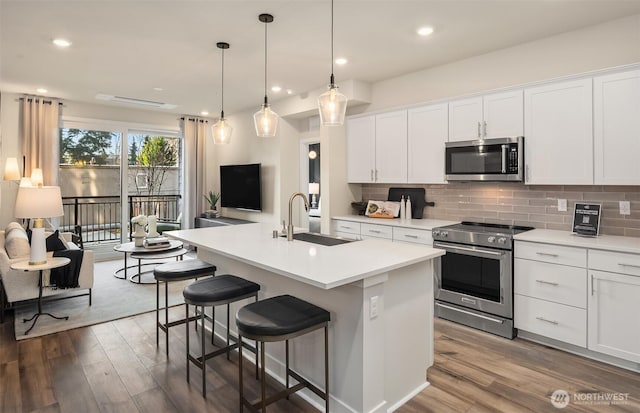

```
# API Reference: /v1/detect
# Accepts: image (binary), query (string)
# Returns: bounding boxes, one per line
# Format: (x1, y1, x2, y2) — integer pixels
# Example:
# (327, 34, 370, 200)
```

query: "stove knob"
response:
(442, 231, 448, 237)
(498, 237, 507, 244)
(487, 236, 496, 243)
(433, 230, 440, 237)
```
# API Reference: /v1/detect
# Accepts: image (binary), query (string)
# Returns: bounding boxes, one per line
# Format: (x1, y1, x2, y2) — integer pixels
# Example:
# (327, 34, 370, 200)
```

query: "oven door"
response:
(434, 241, 512, 318)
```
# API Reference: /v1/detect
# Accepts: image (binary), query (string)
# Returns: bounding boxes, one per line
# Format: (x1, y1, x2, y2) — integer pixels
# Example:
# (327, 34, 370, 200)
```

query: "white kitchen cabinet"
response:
(346, 111, 407, 183)
(448, 90, 523, 142)
(593, 70, 640, 185)
(361, 223, 393, 240)
(524, 78, 593, 184)
(588, 249, 640, 363)
(331, 219, 361, 240)
(331, 218, 436, 245)
(407, 103, 448, 183)
(346, 115, 376, 183)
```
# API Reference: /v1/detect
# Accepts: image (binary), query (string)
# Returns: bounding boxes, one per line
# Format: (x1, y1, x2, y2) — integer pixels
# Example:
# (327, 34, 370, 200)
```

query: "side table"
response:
(113, 240, 186, 284)
(11, 257, 71, 335)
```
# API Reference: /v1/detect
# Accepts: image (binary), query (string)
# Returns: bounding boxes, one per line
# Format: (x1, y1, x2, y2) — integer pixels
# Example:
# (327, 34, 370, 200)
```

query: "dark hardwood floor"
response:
(0, 309, 637, 413)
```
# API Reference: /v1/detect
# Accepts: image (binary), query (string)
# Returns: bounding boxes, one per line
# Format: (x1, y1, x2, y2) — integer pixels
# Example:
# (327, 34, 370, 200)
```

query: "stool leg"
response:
(325, 324, 329, 413)
(254, 294, 259, 380)
(211, 306, 215, 345)
(165, 281, 169, 356)
(238, 334, 244, 413)
(260, 341, 267, 412)
(201, 305, 206, 397)
(285, 339, 290, 400)
(226, 303, 230, 360)
(156, 280, 160, 348)
(185, 304, 190, 383)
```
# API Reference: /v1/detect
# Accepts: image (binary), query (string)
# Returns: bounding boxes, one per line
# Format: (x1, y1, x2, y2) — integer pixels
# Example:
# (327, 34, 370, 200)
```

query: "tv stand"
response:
(194, 217, 253, 228)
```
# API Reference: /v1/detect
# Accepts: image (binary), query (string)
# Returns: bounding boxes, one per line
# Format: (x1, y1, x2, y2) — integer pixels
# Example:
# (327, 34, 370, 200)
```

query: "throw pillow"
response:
(4, 226, 30, 258)
(46, 230, 67, 252)
(4, 221, 23, 236)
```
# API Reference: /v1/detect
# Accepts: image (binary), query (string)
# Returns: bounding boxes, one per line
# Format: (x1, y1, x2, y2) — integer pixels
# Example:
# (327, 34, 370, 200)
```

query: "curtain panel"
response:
(180, 117, 208, 229)
(20, 96, 62, 186)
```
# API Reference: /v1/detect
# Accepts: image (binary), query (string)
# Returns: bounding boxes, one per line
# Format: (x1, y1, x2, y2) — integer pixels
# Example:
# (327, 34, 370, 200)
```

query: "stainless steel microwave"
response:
(445, 137, 524, 182)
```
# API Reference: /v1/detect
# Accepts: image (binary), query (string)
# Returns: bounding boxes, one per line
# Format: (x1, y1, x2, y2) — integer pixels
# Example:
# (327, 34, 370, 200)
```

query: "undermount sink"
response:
(292, 232, 355, 246)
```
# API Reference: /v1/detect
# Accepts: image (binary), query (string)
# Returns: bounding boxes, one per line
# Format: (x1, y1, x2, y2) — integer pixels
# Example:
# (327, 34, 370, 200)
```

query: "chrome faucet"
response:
(287, 192, 310, 241)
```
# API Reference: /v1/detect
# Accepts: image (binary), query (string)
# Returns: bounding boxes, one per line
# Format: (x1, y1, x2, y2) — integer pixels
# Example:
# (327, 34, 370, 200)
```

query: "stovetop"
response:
(432, 221, 534, 250)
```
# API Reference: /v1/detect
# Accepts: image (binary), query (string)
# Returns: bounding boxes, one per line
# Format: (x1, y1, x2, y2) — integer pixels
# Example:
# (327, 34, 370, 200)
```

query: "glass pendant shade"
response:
(212, 116, 232, 145)
(318, 84, 347, 126)
(254, 103, 279, 137)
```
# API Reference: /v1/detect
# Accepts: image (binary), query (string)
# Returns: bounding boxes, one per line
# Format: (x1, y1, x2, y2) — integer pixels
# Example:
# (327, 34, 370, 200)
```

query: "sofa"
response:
(0, 223, 94, 322)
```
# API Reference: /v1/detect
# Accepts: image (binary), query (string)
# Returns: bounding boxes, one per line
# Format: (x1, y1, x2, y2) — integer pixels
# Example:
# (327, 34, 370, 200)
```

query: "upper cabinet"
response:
(524, 78, 593, 185)
(407, 103, 448, 184)
(448, 90, 523, 142)
(593, 70, 640, 185)
(346, 111, 407, 183)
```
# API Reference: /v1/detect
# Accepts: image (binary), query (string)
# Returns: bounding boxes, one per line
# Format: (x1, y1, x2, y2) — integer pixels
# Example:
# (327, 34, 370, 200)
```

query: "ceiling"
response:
(2, 0, 640, 117)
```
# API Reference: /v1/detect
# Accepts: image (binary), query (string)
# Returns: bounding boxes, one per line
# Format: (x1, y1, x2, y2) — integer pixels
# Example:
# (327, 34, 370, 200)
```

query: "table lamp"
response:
(309, 182, 320, 209)
(3, 157, 20, 181)
(14, 186, 64, 265)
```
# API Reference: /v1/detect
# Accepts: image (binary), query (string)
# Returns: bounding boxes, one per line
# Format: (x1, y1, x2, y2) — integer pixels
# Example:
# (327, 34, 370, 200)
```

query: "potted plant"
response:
(203, 191, 220, 218)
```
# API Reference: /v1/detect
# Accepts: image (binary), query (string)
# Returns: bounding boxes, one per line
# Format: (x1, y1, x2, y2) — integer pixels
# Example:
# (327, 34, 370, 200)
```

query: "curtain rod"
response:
(19, 97, 63, 105)
(179, 117, 208, 123)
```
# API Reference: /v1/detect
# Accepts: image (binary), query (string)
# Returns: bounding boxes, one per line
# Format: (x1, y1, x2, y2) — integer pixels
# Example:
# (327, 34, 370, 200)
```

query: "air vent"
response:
(95, 94, 177, 109)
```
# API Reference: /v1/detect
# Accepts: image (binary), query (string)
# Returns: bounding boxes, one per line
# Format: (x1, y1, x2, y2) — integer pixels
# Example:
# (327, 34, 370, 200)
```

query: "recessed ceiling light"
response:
(286, 89, 293, 95)
(271, 86, 282, 92)
(153, 87, 164, 91)
(52, 38, 72, 47)
(335, 58, 347, 65)
(417, 26, 434, 36)
(201, 111, 209, 116)
(36, 88, 48, 94)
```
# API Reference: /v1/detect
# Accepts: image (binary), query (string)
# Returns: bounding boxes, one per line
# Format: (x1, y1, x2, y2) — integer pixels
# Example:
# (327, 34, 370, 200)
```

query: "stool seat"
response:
(183, 275, 260, 306)
(237, 294, 331, 338)
(154, 259, 216, 281)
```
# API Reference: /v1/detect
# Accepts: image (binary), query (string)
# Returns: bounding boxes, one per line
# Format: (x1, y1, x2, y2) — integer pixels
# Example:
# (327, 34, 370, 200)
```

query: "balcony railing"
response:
(61, 194, 181, 244)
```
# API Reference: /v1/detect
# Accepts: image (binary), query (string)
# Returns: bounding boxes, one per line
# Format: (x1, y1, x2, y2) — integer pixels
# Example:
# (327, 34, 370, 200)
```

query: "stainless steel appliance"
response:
(445, 136, 524, 182)
(432, 221, 533, 338)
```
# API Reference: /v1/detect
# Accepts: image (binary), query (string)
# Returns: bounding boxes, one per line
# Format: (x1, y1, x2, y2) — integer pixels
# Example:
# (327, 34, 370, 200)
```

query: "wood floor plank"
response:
(17, 338, 56, 412)
(0, 361, 22, 413)
(82, 358, 141, 413)
(47, 352, 100, 413)
(132, 387, 179, 413)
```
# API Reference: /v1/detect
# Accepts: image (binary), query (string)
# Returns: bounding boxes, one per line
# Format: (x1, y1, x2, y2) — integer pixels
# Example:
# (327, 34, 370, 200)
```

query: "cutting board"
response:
(387, 187, 427, 219)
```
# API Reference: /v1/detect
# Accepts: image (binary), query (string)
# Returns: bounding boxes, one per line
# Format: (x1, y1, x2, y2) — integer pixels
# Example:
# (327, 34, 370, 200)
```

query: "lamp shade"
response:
(254, 104, 279, 137)
(318, 85, 348, 126)
(3, 157, 20, 180)
(212, 118, 232, 145)
(14, 186, 64, 219)
(30, 168, 44, 187)
(308, 182, 320, 195)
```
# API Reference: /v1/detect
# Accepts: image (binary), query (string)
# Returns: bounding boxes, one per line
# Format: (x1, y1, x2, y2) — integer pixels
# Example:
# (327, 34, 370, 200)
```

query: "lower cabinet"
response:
(331, 219, 433, 245)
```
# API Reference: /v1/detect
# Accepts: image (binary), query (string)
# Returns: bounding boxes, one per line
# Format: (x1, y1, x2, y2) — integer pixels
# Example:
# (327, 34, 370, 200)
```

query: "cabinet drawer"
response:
(589, 249, 640, 277)
(515, 295, 586, 347)
(361, 223, 392, 239)
(515, 241, 586, 267)
(393, 227, 433, 245)
(331, 220, 361, 236)
(334, 231, 360, 241)
(514, 259, 587, 308)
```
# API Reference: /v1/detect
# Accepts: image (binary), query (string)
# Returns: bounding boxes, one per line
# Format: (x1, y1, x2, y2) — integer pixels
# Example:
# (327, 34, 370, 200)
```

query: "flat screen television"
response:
(220, 163, 262, 211)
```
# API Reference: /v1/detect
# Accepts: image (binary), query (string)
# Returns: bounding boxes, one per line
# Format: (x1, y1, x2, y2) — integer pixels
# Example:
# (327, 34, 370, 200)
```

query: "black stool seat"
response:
(183, 275, 260, 306)
(154, 259, 216, 281)
(236, 294, 330, 339)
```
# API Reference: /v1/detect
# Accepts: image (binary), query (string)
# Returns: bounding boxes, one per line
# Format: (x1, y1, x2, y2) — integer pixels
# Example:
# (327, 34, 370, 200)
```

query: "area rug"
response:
(13, 258, 194, 340)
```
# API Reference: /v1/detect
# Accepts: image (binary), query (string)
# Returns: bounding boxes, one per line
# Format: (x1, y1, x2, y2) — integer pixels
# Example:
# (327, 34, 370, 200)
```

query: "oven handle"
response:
(433, 242, 504, 257)
(436, 302, 505, 324)
(501, 144, 508, 173)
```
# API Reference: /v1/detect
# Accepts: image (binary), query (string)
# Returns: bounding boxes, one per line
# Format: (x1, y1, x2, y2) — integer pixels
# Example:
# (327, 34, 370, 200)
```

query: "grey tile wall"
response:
(361, 183, 640, 238)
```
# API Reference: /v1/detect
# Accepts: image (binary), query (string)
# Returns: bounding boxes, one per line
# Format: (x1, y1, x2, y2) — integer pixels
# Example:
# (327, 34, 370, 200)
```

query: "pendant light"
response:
(254, 13, 279, 137)
(318, 0, 347, 126)
(212, 42, 232, 144)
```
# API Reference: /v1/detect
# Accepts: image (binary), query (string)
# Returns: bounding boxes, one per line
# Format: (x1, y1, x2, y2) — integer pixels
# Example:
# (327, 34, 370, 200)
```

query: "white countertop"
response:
(333, 215, 459, 230)
(165, 222, 445, 290)
(514, 229, 640, 254)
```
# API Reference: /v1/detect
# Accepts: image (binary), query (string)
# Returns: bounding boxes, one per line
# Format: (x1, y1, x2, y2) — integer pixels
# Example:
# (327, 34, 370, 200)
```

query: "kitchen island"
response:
(165, 223, 445, 413)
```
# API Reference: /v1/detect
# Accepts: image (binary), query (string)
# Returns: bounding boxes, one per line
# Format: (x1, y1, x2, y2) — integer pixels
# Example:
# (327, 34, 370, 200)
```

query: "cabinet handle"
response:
(535, 279, 559, 286)
(375, 169, 378, 181)
(591, 273, 595, 296)
(535, 252, 558, 257)
(369, 230, 382, 234)
(618, 262, 640, 269)
(370, 169, 374, 181)
(404, 234, 419, 239)
(339, 225, 352, 230)
(536, 316, 559, 325)
(477, 121, 481, 138)
(483, 121, 487, 137)
(526, 164, 530, 181)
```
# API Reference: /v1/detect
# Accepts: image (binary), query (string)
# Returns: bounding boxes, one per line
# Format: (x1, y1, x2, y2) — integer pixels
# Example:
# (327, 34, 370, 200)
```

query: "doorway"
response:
(300, 139, 320, 233)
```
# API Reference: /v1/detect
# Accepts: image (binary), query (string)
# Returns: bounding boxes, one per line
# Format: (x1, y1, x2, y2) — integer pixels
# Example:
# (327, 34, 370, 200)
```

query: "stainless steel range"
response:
(432, 221, 533, 338)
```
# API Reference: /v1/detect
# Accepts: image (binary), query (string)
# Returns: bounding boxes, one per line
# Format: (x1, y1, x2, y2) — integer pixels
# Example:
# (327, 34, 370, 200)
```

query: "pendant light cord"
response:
(264, 19, 268, 103)
(329, 0, 336, 86)
(220, 47, 225, 118)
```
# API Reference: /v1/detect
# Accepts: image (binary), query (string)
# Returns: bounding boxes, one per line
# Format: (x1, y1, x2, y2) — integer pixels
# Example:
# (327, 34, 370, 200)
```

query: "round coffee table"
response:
(113, 240, 187, 284)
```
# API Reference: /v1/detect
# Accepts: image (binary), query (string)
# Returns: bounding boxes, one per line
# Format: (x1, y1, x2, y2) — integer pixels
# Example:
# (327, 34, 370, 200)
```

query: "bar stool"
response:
(183, 275, 260, 397)
(154, 259, 216, 355)
(236, 294, 331, 412)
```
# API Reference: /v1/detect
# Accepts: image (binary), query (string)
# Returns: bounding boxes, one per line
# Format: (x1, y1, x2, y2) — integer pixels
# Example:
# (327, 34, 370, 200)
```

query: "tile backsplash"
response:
(361, 183, 640, 238)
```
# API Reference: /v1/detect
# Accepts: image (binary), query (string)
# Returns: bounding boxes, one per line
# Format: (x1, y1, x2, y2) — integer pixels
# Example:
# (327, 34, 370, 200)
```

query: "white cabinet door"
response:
(346, 115, 376, 183)
(593, 70, 640, 185)
(407, 103, 448, 183)
(448, 97, 483, 142)
(524, 78, 593, 184)
(588, 270, 640, 363)
(375, 110, 407, 183)
(483, 90, 523, 138)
